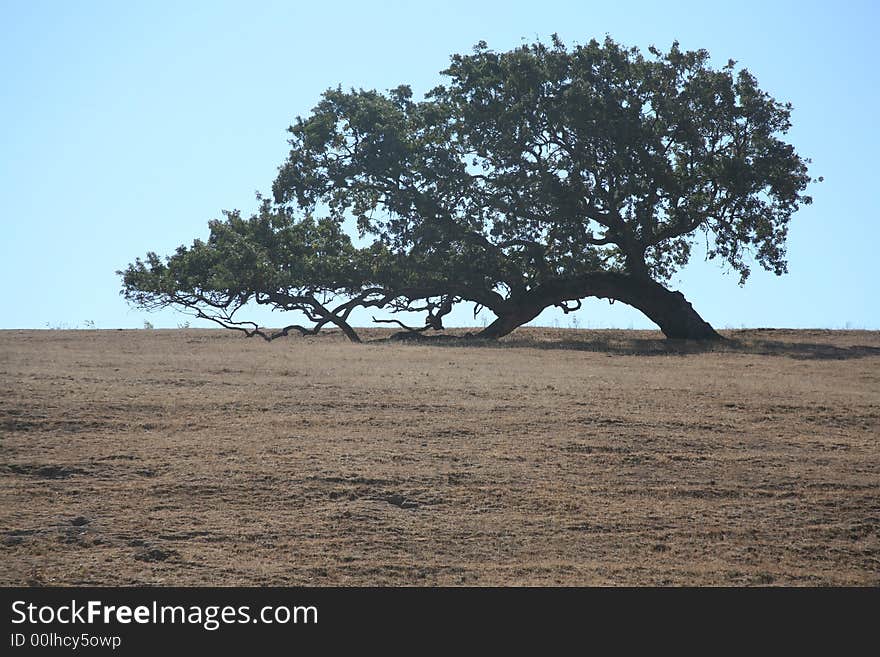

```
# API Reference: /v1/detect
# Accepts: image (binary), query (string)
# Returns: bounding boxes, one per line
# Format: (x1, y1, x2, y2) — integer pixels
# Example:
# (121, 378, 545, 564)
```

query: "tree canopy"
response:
(121, 36, 816, 341)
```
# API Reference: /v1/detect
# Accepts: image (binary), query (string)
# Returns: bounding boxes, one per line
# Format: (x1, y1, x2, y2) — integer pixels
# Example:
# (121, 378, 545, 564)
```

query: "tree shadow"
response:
(374, 329, 880, 361)
(500, 338, 880, 360)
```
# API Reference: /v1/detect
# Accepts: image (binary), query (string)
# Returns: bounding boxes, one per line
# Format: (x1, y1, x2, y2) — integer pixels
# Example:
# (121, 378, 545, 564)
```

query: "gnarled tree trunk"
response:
(624, 282, 721, 340)
(475, 273, 722, 341)
(327, 318, 362, 343)
(477, 304, 545, 340)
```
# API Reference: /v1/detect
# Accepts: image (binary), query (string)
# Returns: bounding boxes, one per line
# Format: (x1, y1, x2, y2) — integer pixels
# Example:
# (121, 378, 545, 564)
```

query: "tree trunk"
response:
(316, 311, 361, 342)
(331, 318, 362, 343)
(476, 304, 544, 340)
(623, 282, 722, 340)
(475, 273, 722, 341)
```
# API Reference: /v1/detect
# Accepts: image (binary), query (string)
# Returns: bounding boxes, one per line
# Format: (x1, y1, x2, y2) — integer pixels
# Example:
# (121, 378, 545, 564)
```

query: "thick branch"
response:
(371, 317, 430, 333)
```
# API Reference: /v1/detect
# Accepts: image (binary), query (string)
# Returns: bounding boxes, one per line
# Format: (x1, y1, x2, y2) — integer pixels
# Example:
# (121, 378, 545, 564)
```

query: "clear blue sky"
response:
(1, 0, 877, 330)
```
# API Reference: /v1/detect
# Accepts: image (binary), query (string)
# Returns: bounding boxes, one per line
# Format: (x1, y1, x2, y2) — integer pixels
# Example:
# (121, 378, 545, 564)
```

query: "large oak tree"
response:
(123, 36, 816, 340)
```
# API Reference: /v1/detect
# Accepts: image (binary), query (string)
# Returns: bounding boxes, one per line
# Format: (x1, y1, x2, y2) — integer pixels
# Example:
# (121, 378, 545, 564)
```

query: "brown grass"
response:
(1, 327, 878, 586)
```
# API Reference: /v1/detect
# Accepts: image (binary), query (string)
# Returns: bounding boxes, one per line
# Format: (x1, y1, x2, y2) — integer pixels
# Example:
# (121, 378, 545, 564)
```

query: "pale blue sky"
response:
(1, 0, 877, 330)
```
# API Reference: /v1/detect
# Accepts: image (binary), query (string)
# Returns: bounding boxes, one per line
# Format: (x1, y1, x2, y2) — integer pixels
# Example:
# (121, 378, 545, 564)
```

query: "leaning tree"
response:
(122, 36, 816, 341)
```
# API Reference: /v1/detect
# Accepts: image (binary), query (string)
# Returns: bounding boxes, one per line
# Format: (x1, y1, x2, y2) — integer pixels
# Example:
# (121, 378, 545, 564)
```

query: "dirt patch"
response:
(133, 547, 177, 563)
(3, 464, 90, 479)
(0, 327, 878, 585)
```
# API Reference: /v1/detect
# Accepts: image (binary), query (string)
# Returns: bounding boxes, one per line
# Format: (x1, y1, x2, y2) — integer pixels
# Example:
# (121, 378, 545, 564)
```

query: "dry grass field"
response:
(1, 327, 878, 586)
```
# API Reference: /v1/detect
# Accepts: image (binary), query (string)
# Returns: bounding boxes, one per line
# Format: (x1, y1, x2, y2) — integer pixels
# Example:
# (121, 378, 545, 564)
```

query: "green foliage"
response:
(121, 200, 366, 308)
(275, 36, 813, 288)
